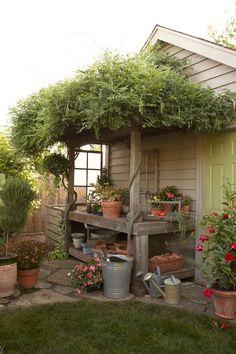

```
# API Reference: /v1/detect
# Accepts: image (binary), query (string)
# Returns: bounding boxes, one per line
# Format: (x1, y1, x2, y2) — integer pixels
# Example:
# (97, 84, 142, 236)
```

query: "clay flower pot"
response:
(212, 288, 236, 319)
(17, 268, 40, 289)
(101, 201, 122, 218)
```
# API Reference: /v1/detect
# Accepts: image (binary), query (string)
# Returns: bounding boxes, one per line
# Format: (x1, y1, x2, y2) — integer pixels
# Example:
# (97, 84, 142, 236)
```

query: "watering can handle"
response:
(150, 279, 166, 298)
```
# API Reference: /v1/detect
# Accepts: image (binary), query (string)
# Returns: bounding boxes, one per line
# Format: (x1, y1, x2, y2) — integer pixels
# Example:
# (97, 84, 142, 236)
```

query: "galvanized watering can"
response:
(137, 267, 181, 304)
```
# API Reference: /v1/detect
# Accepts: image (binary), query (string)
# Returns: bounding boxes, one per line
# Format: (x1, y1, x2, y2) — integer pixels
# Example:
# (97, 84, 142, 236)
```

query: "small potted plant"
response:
(92, 182, 123, 218)
(68, 257, 102, 294)
(149, 186, 180, 216)
(86, 190, 102, 215)
(180, 194, 191, 213)
(195, 182, 236, 319)
(13, 238, 47, 289)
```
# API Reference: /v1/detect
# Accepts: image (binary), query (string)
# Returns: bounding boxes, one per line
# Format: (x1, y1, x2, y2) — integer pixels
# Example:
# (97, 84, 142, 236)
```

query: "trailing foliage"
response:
(10, 49, 235, 158)
(39, 152, 69, 188)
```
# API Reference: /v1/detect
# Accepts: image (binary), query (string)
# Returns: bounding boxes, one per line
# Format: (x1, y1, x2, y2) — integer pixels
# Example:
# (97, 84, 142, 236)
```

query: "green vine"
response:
(10, 48, 235, 159)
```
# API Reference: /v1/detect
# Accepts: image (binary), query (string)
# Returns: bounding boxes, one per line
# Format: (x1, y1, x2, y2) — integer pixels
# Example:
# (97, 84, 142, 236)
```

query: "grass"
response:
(0, 300, 236, 354)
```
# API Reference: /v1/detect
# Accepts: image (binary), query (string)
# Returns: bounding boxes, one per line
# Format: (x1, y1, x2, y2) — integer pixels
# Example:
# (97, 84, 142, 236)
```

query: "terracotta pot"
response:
(151, 203, 173, 216)
(0, 254, 17, 297)
(17, 268, 40, 289)
(114, 240, 134, 256)
(212, 288, 236, 319)
(101, 201, 121, 218)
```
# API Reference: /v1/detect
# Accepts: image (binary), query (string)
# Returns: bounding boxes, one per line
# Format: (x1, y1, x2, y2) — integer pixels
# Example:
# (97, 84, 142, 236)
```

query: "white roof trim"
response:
(144, 25, 236, 69)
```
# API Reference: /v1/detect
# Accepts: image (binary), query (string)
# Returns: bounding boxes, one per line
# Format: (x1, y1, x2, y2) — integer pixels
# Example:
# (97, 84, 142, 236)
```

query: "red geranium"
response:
(198, 182, 236, 291)
(230, 242, 236, 250)
(203, 287, 213, 297)
(224, 252, 236, 263)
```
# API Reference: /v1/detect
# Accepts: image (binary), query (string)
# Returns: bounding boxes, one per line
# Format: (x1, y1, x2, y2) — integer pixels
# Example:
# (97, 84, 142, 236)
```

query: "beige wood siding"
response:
(109, 133, 197, 212)
(109, 141, 130, 188)
(162, 44, 236, 92)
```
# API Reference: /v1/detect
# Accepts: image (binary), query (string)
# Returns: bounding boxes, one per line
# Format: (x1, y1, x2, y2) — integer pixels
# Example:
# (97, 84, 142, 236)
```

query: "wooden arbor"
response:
(65, 127, 190, 296)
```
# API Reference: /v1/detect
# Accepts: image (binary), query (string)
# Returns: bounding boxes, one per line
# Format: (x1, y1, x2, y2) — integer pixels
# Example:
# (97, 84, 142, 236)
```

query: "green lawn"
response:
(0, 300, 236, 354)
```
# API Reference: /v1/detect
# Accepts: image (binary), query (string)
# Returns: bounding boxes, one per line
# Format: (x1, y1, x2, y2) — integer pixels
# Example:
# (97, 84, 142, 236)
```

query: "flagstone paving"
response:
(0, 257, 235, 323)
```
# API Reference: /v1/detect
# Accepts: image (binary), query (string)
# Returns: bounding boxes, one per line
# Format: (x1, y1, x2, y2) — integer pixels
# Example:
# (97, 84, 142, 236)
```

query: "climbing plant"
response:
(10, 48, 235, 160)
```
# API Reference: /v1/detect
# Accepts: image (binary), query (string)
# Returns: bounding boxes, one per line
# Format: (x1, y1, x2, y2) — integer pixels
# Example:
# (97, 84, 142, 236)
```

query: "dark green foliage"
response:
(0, 301, 235, 354)
(0, 176, 37, 234)
(10, 49, 235, 158)
(41, 153, 69, 187)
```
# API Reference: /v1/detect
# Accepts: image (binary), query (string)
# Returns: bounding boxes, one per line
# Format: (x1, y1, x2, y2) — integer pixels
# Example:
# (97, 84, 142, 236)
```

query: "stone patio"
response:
(0, 257, 235, 323)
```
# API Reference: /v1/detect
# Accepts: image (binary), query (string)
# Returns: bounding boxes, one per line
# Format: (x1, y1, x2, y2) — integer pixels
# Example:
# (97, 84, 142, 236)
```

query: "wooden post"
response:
(129, 129, 148, 295)
(132, 235, 149, 296)
(65, 145, 75, 248)
(129, 129, 141, 217)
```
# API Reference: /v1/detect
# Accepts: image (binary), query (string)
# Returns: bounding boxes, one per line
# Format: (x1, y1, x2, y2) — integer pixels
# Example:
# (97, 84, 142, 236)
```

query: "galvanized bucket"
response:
(102, 255, 133, 299)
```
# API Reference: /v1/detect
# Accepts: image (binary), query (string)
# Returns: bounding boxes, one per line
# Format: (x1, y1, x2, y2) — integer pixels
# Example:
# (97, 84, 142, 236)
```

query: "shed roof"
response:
(143, 25, 236, 69)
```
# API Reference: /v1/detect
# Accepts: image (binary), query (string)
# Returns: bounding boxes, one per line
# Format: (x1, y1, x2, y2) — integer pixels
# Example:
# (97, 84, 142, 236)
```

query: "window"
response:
(74, 145, 106, 202)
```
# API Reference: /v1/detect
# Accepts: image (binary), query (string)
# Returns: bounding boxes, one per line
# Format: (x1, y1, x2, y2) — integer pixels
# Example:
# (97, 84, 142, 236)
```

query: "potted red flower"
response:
(196, 182, 236, 319)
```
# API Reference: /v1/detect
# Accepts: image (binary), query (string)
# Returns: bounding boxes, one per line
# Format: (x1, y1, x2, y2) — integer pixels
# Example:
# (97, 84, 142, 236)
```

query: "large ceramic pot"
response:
(0, 253, 17, 297)
(212, 288, 236, 319)
(17, 268, 40, 289)
(101, 201, 122, 218)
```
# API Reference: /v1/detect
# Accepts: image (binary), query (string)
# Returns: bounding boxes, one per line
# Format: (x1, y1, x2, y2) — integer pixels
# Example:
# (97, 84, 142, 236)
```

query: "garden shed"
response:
(143, 25, 236, 279)
(11, 25, 236, 295)
(67, 26, 236, 294)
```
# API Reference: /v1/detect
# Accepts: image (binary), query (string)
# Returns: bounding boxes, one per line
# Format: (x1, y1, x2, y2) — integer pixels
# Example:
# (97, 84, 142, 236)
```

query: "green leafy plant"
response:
(196, 182, 236, 291)
(181, 194, 192, 206)
(149, 186, 180, 206)
(41, 153, 69, 188)
(12, 239, 46, 270)
(92, 183, 123, 201)
(0, 176, 37, 257)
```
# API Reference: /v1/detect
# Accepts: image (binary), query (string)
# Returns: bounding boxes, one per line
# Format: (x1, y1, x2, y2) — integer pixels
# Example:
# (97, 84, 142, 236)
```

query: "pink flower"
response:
(87, 272, 93, 278)
(207, 226, 215, 234)
(195, 244, 203, 252)
(230, 242, 236, 250)
(199, 234, 209, 243)
(87, 280, 93, 285)
(89, 265, 96, 272)
(211, 211, 218, 216)
(166, 192, 175, 199)
(74, 288, 81, 295)
(203, 287, 213, 297)
(224, 252, 235, 262)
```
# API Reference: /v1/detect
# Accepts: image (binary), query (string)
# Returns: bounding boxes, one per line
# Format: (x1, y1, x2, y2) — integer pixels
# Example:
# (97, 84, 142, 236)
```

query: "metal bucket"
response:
(102, 255, 133, 299)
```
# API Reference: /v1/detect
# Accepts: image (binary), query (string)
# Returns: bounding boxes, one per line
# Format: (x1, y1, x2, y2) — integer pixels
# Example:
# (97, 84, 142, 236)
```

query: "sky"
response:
(0, 0, 234, 127)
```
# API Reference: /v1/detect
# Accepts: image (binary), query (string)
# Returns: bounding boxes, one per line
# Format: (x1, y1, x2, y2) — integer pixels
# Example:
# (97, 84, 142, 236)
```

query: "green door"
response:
(205, 130, 236, 211)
